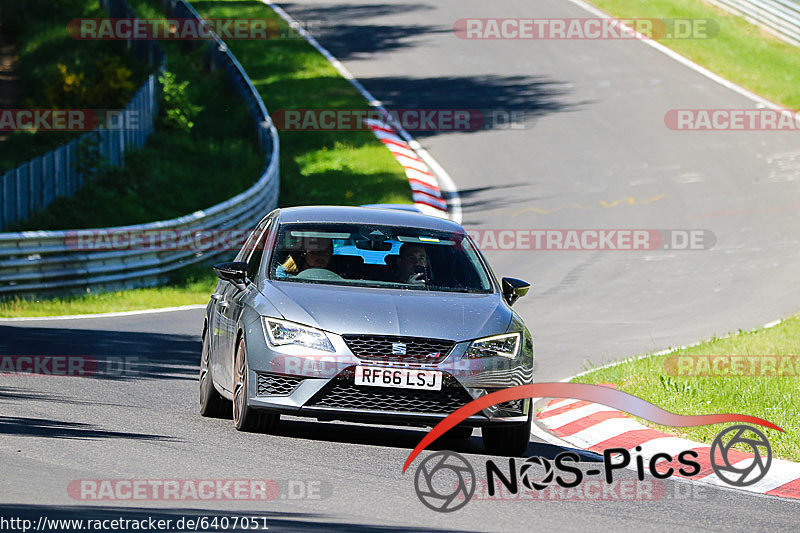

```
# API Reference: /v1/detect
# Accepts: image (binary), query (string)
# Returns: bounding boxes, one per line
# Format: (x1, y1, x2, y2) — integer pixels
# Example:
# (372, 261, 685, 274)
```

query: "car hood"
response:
(260, 281, 512, 341)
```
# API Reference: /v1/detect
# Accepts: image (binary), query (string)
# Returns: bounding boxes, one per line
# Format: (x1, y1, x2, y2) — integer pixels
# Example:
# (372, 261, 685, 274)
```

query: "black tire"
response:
(199, 326, 229, 418)
(482, 410, 532, 456)
(233, 337, 279, 433)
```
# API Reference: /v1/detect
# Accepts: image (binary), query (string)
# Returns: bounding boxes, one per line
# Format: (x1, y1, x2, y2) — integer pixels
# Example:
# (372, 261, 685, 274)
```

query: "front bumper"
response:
(242, 321, 534, 426)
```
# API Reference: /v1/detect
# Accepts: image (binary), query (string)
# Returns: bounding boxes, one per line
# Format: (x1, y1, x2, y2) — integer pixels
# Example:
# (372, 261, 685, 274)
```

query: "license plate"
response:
(354, 366, 442, 391)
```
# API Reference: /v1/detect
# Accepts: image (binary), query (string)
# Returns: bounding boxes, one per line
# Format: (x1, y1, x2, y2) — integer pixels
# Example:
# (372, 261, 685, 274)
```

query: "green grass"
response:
(184, 0, 412, 208)
(2, 0, 411, 315)
(11, 1, 263, 231)
(0, 0, 149, 172)
(590, 0, 800, 109)
(0, 265, 217, 317)
(573, 316, 800, 461)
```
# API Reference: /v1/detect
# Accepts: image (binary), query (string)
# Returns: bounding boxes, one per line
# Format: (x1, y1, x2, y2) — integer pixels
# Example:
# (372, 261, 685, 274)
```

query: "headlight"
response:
(263, 318, 335, 352)
(464, 333, 521, 359)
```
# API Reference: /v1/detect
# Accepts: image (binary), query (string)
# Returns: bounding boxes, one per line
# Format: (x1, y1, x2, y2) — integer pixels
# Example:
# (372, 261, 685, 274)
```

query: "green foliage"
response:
(42, 54, 136, 109)
(0, 0, 147, 172)
(86, 54, 137, 108)
(158, 71, 203, 131)
(43, 64, 87, 109)
(12, 42, 262, 231)
(73, 133, 110, 183)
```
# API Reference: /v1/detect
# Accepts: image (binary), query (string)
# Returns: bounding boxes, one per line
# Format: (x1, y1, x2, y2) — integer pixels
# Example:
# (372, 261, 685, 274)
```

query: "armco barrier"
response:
(0, 0, 279, 295)
(707, 0, 800, 47)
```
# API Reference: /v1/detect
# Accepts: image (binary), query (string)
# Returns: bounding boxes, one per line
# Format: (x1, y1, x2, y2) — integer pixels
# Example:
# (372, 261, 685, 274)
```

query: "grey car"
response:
(200, 205, 535, 455)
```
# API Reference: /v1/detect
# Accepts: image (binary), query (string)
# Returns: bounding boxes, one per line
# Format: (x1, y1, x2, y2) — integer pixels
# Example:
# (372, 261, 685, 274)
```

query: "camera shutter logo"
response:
(710, 425, 772, 487)
(414, 451, 475, 512)
(519, 456, 555, 490)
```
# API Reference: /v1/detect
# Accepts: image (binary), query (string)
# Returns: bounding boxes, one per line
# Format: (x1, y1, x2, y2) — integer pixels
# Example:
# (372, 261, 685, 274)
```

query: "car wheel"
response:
(482, 410, 532, 456)
(233, 337, 279, 433)
(199, 326, 228, 418)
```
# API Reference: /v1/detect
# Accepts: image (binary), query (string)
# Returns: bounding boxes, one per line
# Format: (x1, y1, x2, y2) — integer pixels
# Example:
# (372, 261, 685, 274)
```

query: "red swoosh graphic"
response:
(402, 382, 782, 473)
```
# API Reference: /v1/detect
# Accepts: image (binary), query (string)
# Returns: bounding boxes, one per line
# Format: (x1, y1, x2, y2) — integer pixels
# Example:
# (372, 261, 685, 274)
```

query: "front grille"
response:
(306, 376, 474, 414)
(256, 373, 304, 396)
(343, 334, 455, 364)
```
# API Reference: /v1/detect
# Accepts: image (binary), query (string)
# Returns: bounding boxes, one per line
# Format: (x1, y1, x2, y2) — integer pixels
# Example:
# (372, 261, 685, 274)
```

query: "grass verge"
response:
(573, 316, 800, 461)
(185, 0, 412, 208)
(2, 0, 412, 315)
(589, 0, 800, 109)
(0, 0, 149, 172)
(11, 6, 263, 230)
(0, 265, 217, 318)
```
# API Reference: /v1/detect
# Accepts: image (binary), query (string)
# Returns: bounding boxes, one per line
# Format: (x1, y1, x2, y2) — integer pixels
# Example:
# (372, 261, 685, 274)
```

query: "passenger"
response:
(279, 238, 333, 276)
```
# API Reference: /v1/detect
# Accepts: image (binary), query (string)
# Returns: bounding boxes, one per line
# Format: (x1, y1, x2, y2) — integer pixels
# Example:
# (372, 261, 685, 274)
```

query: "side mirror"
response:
(501, 277, 530, 306)
(213, 261, 248, 290)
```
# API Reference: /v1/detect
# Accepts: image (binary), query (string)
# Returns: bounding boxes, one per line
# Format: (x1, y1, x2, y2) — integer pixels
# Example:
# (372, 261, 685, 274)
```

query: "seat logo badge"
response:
(392, 342, 407, 355)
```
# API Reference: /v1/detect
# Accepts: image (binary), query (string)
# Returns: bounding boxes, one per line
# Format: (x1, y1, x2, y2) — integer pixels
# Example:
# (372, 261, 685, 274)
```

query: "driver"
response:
(280, 238, 333, 275)
(394, 243, 428, 285)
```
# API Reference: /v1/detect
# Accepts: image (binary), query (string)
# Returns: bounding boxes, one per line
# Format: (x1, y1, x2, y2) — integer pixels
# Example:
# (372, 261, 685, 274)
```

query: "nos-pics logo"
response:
(413, 424, 772, 512)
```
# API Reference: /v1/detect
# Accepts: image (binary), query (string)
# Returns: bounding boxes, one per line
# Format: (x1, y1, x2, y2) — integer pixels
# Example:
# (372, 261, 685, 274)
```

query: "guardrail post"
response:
(67, 140, 78, 194)
(29, 157, 42, 215)
(1, 171, 14, 230)
(53, 147, 64, 199)
(16, 164, 28, 221)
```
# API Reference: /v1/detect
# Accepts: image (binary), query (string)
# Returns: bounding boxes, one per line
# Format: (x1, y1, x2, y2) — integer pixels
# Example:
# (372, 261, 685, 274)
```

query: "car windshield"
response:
(268, 223, 492, 293)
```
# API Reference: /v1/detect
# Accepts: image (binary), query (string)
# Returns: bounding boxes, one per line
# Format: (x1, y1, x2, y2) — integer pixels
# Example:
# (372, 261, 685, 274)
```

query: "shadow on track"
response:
(271, 1, 443, 59)
(0, 416, 173, 441)
(352, 74, 581, 139)
(0, 386, 141, 408)
(272, 417, 601, 462)
(0, 325, 200, 382)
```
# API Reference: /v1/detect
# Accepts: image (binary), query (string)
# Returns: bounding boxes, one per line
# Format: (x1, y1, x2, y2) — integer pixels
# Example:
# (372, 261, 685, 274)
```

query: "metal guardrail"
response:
(0, 0, 279, 295)
(708, 0, 800, 47)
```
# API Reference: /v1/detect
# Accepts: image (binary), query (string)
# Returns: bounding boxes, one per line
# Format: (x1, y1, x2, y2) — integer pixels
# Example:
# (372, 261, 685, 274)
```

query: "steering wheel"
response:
(295, 268, 344, 281)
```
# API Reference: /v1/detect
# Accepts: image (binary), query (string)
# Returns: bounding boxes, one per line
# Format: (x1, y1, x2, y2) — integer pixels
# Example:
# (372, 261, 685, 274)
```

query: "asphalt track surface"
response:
(3, 0, 800, 530)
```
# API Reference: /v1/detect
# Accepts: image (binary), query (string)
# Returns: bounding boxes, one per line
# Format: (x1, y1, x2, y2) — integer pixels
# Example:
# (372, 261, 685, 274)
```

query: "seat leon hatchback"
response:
(200, 205, 534, 455)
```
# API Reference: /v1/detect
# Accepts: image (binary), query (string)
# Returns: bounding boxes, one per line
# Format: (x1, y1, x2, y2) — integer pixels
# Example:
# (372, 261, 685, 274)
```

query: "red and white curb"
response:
(264, 1, 460, 222)
(364, 119, 448, 217)
(535, 394, 800, 501)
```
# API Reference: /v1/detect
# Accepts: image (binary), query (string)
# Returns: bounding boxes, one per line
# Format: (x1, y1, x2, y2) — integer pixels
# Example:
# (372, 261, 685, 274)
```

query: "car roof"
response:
(274, 205, 464, 233)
